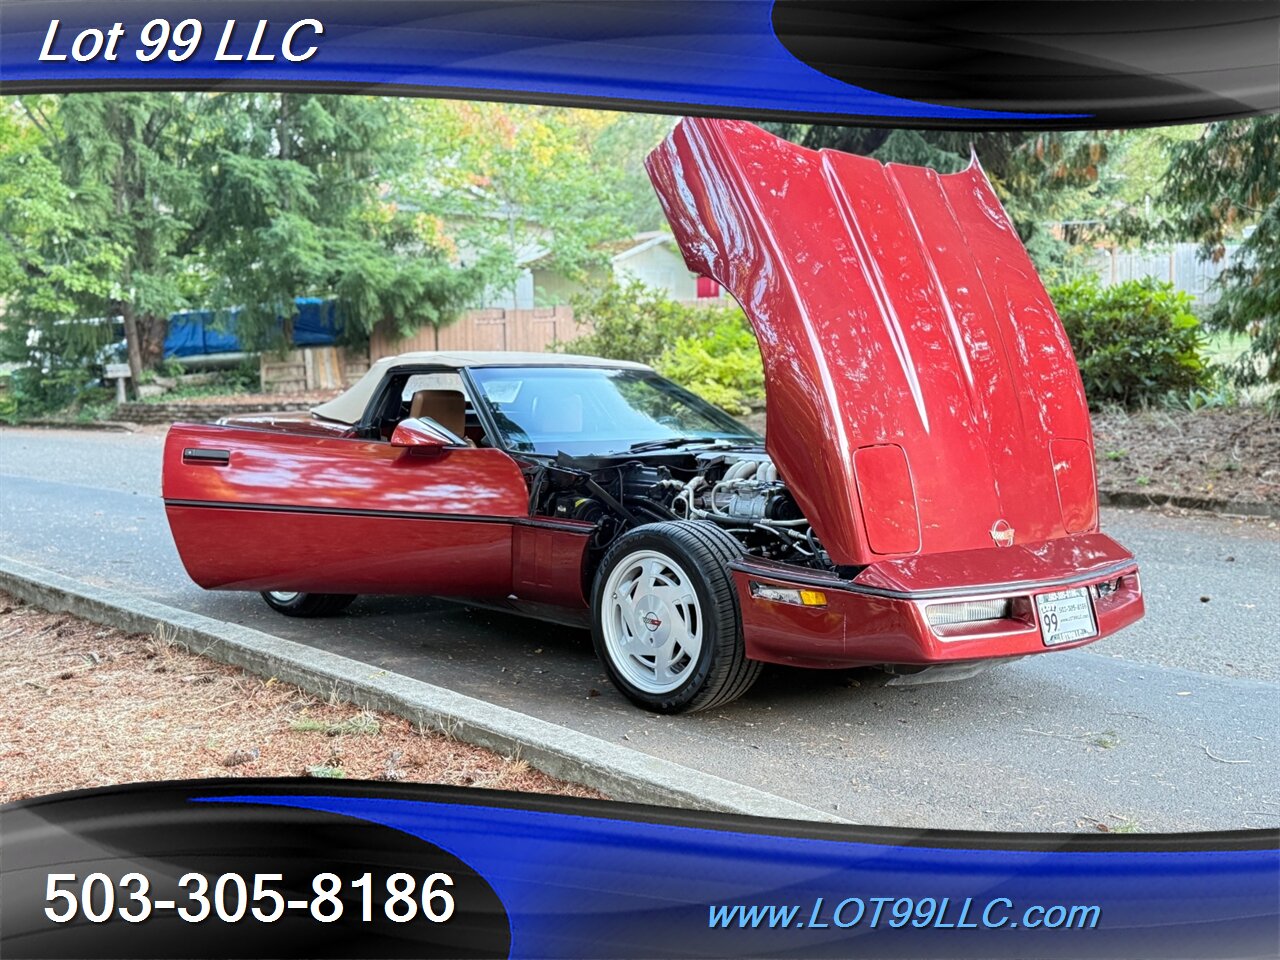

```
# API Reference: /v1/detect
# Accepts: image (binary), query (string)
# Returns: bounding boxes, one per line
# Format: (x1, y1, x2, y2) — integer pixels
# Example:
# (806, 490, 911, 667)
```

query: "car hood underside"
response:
(646, 118, 1097, 568)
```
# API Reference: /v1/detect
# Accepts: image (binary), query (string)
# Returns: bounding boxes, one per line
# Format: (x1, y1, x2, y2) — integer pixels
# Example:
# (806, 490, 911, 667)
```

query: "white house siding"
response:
(479, 234, 713, 308)
(615, 242, 702, 300)
(529, 265, 609, 307)
(482, 269, 539, 310)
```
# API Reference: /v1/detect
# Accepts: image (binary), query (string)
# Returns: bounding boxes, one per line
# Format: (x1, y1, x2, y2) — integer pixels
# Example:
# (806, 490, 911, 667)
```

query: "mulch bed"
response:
(0, 594, 602, 805)
(1092, 408, 1279, 507)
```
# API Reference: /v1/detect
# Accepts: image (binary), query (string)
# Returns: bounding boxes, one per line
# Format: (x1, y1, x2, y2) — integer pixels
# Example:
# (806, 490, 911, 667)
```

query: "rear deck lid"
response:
(646, 118, 1096, 567)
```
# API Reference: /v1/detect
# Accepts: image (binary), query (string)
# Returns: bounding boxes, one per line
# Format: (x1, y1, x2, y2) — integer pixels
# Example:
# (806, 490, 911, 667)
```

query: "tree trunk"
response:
(121, 301, 145, 400)
(140, 314, 169, 368)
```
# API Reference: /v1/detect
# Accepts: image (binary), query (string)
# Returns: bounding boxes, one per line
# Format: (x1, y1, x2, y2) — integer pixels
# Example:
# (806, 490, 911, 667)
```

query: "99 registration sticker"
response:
(1035, 588, 1098, 647)
(44, 871, 455, 925)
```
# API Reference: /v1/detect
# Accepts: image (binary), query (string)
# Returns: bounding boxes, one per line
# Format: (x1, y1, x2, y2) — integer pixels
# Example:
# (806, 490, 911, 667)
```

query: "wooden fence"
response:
(260, 308, 588, 393)
(369, 305, 582, 359)
(260, 346, 372, 394)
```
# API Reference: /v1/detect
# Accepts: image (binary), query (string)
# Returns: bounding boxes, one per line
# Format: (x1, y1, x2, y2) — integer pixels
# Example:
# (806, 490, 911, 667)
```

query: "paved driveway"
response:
(2, 426, 1277, 831)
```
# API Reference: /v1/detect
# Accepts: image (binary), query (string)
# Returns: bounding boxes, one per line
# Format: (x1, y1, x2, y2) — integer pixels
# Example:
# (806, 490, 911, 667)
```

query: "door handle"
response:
(182, 448, 230, 465)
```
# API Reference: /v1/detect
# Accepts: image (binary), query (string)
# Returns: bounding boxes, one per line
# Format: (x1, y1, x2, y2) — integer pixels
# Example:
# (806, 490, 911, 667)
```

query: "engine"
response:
(688, 457, 801, 522)
(530, 450, 827, 568)
(667, 453, 819, 563)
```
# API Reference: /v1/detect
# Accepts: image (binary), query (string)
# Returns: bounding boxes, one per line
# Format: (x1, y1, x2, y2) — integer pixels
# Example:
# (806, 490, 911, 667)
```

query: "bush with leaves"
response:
(656, 321, 764, 415)
(557, 280, 765, 413)
(557, 279, 704, 363)
(1050, 276, 1210, 408)
(1, 365, 107, 422)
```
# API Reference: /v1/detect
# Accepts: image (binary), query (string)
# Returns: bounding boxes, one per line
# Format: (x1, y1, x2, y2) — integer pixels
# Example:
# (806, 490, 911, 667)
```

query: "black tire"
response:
(259, 591, 357, 618)
(590, 520, 762, 714)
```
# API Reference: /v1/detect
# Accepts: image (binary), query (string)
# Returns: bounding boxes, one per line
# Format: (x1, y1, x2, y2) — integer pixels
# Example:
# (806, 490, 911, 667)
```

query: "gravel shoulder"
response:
(0, 592, 600, 805)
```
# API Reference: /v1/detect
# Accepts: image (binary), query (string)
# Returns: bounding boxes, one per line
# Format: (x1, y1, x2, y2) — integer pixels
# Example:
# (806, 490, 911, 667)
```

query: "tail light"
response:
(1094, 577, 1122, 598)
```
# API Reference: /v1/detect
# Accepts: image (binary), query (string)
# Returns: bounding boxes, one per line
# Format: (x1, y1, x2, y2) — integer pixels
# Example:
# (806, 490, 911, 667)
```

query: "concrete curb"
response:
(0, 556, 843, 824)
(1098, 488, 1280, 520)
(11, 419, 141, 433)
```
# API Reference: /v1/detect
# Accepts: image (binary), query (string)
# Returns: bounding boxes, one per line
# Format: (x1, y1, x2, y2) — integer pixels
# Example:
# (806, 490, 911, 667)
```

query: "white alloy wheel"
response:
(267, 591, 300, 603)
(600, 549, 703, 694)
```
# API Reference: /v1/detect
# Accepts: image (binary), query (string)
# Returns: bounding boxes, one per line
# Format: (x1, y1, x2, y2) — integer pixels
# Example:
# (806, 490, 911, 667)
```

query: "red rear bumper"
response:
(731, 533, 1144, 669)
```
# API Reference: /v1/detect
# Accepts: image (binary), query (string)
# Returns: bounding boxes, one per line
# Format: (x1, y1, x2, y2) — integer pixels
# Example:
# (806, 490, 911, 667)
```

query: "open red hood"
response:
(646, 118, 1097, 568)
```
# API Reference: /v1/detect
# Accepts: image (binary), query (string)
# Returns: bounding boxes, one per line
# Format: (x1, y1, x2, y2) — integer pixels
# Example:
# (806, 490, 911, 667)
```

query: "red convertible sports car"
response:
(163, 118, 1144, 713)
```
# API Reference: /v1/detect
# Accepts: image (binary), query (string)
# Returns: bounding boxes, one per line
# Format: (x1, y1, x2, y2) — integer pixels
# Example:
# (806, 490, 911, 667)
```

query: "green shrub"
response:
(655, 320, 764, 416)
(1160, 379, 1239, 412)
(0, 379, 16, 422)
(223, 356, 263, 392)
(557, 279, 736, 363)
(557, 279, 765, 413)
(1050, 277, 1211, 408)
(566, 275, 1217, 416)
(2, 365, 103, 421)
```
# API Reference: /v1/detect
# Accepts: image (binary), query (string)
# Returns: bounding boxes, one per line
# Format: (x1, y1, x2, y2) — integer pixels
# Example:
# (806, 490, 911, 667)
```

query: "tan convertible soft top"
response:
(312, 350, 653, 425)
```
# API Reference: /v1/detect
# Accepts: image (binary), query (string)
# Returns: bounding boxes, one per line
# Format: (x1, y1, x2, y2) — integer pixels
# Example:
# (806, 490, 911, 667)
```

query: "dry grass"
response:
(0, 593, 602, 804)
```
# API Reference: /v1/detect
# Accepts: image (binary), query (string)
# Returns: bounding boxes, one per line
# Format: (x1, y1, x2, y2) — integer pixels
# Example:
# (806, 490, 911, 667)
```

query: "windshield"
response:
(468, 366, 760, 456)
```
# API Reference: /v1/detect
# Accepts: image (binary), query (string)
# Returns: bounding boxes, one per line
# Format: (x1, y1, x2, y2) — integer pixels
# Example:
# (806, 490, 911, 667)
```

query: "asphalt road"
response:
(2, 426, 1277, 832)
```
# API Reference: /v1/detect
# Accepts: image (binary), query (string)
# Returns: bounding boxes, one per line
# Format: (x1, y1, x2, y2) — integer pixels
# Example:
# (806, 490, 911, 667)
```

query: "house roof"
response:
(610, 231, 677, 263)
(521, 231, 678, 270)
(312, 350, 652, 424)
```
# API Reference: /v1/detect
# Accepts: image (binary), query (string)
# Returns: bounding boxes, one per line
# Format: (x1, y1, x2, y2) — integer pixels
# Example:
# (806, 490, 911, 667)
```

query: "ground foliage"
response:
(0, 594, 601, 803)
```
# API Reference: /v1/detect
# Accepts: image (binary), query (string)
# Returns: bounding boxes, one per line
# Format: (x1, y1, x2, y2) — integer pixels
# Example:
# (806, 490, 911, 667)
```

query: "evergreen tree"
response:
(193, 93, 491, 347)
(0, 93, 497, 389)
(1161, 116, 1279, 391)
(0, 93, 201, 392)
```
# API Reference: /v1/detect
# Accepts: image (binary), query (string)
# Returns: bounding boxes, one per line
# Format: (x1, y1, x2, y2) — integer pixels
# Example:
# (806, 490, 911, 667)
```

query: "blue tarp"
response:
(163, 298, 342, 358)
(291, 298, 343, 346)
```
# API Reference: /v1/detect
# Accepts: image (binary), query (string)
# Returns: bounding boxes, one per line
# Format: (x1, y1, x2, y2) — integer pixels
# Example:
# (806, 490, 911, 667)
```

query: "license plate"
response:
(1036, 587, 1098, 646)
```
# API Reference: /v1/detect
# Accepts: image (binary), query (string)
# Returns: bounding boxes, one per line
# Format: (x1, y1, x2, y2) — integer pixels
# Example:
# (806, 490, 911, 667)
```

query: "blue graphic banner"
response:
(3, 781, 1276, 958)
(0, 1, 1059, 122)
(2, 1, 1276, 126)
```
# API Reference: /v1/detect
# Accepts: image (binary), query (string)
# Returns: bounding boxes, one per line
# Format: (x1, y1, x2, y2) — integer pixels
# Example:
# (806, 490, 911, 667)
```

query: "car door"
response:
(162, 419, 530, 597)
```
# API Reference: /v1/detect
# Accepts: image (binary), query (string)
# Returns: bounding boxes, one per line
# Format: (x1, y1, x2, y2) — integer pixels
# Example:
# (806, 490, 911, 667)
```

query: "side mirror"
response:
(389, 419, 451, 452)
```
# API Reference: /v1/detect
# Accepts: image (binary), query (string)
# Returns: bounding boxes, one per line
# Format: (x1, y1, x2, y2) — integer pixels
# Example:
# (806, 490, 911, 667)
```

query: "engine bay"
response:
(526, 448, 833, 571)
